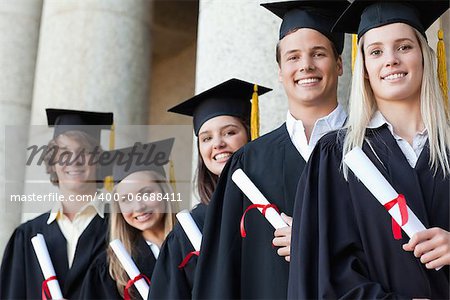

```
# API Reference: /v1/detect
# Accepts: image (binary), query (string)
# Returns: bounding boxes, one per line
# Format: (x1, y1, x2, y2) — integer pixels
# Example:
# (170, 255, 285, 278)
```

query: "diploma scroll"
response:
(232, 168, 288, 229)
(176, 210, 202, 251)
(344, 147, 426, 237)
(110, 239, 149, 299)
(31, 234, 64, 299)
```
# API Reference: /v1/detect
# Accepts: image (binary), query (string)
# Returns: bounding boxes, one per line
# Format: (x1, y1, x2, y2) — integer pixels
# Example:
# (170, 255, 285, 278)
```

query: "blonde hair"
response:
(343, 27, 450, 178)
(107, 171, 177, 298)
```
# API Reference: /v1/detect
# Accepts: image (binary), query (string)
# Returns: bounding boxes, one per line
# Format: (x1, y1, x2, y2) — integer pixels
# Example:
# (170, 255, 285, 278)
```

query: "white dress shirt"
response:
(368, 111, 428, 168)
(47, 198, 105, 268)
(286, 104, 347, 161)
(146, 240, 161, 259)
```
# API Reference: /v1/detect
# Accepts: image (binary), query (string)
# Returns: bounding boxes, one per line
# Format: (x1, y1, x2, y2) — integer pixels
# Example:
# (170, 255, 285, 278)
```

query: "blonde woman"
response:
(80, 139, 176, 299)
(289, 1, 450, 299)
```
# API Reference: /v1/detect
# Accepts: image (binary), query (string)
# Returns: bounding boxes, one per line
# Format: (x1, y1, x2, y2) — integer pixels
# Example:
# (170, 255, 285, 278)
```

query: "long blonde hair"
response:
(107, 171, 177, 297)
(343, 27, 450, 178)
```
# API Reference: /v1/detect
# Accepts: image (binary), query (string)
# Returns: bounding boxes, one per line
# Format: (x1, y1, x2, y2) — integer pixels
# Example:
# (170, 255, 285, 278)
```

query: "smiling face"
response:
(278, 28, 343, 108)
(362, 23, 423, 106)
(116, 171, 166, 235)
(52, 133, 97, 194)
(198, 115, 248, 176)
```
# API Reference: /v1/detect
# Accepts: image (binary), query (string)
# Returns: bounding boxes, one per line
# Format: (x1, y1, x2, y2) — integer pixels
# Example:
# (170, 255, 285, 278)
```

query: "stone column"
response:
(23, 0, 153, 220)
(0, 0, 43, 258)
(31, 0, 153, 126)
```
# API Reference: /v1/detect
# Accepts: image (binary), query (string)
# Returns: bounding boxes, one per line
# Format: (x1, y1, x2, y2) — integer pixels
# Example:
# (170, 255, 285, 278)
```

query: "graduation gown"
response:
(0, 212, 108, 299)
(80, 235, 156, 299)
(149, 203, 207, 299)
(192, 124, 305, 299)
(288, 126, 450, 299)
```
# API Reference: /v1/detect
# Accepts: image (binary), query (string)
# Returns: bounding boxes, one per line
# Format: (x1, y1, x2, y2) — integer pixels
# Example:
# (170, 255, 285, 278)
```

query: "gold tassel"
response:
(169, 159, 177, 193)
(104, 123, 115, 192)
(437, 27, 448, 117)
(251, 84, 259, 141)
(351, 34, 358, 72)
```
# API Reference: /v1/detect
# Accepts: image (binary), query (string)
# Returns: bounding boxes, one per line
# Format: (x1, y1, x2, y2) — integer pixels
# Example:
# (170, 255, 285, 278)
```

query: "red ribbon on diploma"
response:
(124, 273, 151, 300)
(178, 251, 200, 269)
(383, 194, 409, 240)
(240, 203, 280, 237)
(41, 276, 57, 300)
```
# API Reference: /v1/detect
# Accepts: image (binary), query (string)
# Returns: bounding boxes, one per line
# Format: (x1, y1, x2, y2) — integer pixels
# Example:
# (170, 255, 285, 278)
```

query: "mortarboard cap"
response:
(332, 0, 450, 39)
(261, 0, 350, 54)
(46, 108, 113, 142)
(168, 78, 271, 136)
(102, 138, 175, 184)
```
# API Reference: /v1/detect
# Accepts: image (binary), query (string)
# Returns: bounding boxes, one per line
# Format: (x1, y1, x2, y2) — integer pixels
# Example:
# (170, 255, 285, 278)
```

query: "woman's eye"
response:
(225, 131, 236, 136)
(370, 49, 382, 56)
(398, 44, 412, 51)
(201, 136, 212, 143)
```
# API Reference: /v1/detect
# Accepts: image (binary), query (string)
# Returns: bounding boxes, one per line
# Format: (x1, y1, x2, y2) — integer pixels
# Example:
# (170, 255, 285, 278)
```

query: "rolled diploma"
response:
(110, 239, 149, 299)
(344, 147, 426, 237)
(232, 168, 288, 229)
(31, 234, 64, 299)
(176, 210, 202, 251)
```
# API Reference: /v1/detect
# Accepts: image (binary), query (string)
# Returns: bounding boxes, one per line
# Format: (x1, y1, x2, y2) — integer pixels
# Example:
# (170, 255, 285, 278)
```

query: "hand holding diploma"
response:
(31, 234, 64, 300)
(403, 228, 450, 270)
(344, 147, 447, 270)
(273, 213, 293, 262)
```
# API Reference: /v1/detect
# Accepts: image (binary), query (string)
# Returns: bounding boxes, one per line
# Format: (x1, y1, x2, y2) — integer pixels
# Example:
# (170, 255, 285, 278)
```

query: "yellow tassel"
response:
(351, 34, 358, 72)
(109, 123, 115, 150)
(169, 159, 177, 193)
(437, 29, 449, 117)
(104, 123, 115, 192)
(251, 84, 259, 141)
(104, 176, 114, 192)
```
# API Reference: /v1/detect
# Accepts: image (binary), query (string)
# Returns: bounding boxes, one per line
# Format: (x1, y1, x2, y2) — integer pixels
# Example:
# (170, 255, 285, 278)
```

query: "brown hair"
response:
(275, 28, 339, 65)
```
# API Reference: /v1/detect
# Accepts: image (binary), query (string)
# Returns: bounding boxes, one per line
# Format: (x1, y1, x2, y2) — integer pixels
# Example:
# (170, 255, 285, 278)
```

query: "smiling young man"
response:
(0, 109, 113, 299)
(192, 1, 349, 299)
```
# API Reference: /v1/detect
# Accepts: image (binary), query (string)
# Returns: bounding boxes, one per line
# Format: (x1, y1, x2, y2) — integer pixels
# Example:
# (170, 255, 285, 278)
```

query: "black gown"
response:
(149, 203, 207, 299)
(80, 234, 157, 299)
(0, 212, 108, 299)
(192, 124, 305, 299)
(288, 125, 450, 299)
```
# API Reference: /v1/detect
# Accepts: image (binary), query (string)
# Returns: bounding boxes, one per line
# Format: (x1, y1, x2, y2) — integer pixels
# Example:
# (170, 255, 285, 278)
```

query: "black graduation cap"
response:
(168, 78, 272, 136)
(46, 108, 114, 141)
(102, 138, 175, 184)
(332, 0, 450, 39)
(261, 0, 350, 54)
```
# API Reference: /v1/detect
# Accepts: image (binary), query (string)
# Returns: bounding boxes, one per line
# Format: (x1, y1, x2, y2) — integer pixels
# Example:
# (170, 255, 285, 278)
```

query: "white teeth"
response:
(297, 78, 320, 85)
(214, 153, 231, 161)
(136, 213, 151, 221)
(383, 73, 406, 80)
(66, 171, 83, 175)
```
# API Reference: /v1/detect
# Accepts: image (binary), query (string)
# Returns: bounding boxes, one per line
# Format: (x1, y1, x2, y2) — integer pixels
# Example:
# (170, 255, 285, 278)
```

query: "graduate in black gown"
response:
(289, 1, 450, 298)
(192, 1, 350, 298)
(80, 139, 177, 299)
(0, 109, 113, 299)
(149, 78, 270, 299)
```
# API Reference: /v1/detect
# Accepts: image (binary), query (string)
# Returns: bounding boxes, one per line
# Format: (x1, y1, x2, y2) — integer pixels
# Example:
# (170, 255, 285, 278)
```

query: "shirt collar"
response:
(286, 103, 347, 139)
(47, 194, 104, 224)
(367, 110, 427, 139)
